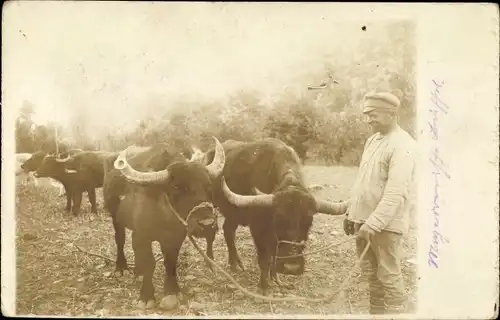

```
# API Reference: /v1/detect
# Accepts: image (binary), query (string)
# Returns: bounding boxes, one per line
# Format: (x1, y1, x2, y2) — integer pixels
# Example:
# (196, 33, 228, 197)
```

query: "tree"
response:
(15, 101, 37, 152)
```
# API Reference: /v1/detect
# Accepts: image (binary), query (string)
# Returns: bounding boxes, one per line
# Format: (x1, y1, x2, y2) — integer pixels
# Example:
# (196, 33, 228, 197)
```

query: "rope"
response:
(276, 237, 353, 259)
(170, 201, 216, 274)
(171, 201, 371, 303)
(188, 232, 370, 303)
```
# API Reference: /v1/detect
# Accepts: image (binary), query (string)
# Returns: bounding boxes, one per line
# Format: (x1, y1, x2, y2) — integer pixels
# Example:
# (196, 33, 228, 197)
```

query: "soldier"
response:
(341, 91, 416, 314)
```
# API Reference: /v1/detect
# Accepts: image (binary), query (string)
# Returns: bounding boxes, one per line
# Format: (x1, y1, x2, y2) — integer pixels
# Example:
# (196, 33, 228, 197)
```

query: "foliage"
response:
(15, 103, 68, 154)
(15, 22, 416, 166)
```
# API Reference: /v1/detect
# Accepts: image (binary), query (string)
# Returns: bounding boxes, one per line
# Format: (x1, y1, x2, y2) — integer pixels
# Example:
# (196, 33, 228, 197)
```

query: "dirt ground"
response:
(14, 165, 417, 317)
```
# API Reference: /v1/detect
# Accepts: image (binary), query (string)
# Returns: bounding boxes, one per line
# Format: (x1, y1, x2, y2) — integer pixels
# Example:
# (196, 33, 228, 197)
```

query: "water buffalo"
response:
(16, 152, 63, 193)
(32, 149, 116, 215)
(16, 153, 32, 174)
(20, 149, 83, 197)
(104, 137, 225, 310)
(20, 149, 84, 174)
(205, 138, 346, 294)
(16, 153, 37, 184)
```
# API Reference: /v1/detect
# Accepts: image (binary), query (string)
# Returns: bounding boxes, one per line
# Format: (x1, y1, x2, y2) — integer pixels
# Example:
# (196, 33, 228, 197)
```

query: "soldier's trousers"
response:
(355, 223, 406, 315)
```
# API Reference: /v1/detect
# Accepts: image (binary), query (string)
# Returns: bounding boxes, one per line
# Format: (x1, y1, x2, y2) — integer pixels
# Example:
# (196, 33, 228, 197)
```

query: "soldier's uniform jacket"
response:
(346, 124, 416, 234)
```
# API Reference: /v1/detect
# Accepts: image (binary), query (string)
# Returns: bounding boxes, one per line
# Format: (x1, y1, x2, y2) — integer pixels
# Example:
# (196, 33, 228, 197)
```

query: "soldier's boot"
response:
(385, 300, 406, 315)
(369, 293, 385, 315)
(369, 303, 386, 315)
(369, 286, 385, 315)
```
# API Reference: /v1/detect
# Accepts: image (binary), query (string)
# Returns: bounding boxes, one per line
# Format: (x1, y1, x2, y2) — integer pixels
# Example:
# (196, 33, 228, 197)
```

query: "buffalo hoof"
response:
(159, 294, 179, 310)
(280, 283, 295, 290)
(231, 257, 245, 272)
(177, 292, 184, 303)
(230, 265, 245, 273)
(137, 299, 156, 310)
(229, 260, 245, 272)
(229, 264, 238, 273)
(115, 269, 131, 277)
(259, 288, 269, 296)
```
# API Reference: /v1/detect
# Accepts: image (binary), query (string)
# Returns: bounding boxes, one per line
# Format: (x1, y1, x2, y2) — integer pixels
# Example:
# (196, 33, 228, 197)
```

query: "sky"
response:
(3, 2, 388, 139)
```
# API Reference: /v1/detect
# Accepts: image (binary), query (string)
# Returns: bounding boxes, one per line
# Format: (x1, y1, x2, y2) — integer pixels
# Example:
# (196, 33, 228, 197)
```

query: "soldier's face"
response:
(365, 110, 395, 133)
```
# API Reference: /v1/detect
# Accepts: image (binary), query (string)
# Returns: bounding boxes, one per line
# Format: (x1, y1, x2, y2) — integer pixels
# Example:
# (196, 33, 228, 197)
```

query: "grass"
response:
(14, 165, 417, 316)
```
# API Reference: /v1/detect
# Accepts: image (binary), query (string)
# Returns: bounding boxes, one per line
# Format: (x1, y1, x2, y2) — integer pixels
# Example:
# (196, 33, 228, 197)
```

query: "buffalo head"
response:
(113, 137, 226, 238)
(20, 151, 47, 173)
(34, 154, 77, 178)
(221, 177, 345, 276)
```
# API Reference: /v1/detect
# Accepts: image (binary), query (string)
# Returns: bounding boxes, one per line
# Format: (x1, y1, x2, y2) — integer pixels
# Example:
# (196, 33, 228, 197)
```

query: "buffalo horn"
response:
(55, 155, 72, 163)
(221, 177, 274, 208)
(114, 147, 170, 184)
(315, 198, 347, 216)
(205, 136, 225, 178)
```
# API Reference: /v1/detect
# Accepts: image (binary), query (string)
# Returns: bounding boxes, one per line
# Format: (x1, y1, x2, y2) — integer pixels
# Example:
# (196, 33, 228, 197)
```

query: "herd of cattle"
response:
(15, 137, 347, 310)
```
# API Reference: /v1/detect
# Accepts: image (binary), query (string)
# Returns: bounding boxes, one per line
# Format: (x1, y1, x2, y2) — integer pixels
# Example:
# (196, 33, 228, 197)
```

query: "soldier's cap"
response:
(362, 92, 400, 114)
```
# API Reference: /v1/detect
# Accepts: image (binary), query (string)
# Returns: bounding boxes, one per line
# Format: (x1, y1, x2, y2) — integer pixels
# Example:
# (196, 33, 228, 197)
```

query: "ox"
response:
(104, 137, 225, 310)
(19, 150, 81, 196)
(20, 149, 84, 174)
(29, 149, 116, 215)
(16, 153, 37, 185)
(205, 138, 346, 294)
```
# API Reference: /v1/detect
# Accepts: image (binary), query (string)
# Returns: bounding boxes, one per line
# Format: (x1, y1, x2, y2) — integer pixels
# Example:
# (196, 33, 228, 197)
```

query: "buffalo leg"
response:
(250, 226, 272, 294)
(87, 188, 98, 214)
(205, 228, 216, 260)
(72, 189, 83, 216)
(223, 219, 244, 271)
(131, 231, 143, 281)
(136, 239, 156, 308)
(64, 185, 72, 213)
(159, 236, 184, 310)
(113, 218, 129, 277)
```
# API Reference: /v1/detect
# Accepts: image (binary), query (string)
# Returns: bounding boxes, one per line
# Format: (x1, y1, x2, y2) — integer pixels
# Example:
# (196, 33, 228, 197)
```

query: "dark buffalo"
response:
(204, 138, 346, 294)
(32, 150, 116, 215)
(20, 149, 83, 203)
(20, 149, 83, 173)
(104, 137, 225, 310)
(16, 152, 37, 184)
(16, 153, 33, 175)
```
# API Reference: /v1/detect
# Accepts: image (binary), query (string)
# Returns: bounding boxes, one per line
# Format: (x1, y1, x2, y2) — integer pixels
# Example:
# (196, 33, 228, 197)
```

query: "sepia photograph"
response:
(2, 2, 498, 319)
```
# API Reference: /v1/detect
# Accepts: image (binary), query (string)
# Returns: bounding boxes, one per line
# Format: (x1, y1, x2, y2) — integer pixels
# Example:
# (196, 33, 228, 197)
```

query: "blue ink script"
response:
(428, 79, 451, 269)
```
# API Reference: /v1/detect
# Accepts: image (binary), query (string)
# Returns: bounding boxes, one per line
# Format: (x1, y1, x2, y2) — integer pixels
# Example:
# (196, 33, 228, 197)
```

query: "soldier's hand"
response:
(343, 216, 355, 235)
(357, 223, 376, 241)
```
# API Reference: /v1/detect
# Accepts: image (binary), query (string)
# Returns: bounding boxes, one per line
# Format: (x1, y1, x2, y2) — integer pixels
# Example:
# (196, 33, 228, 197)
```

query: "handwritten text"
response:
(428, 79, 451, 269)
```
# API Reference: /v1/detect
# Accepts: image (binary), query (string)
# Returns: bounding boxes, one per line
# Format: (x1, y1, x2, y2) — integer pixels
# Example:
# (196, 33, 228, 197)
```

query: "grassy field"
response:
(14, 165, 417, 317)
